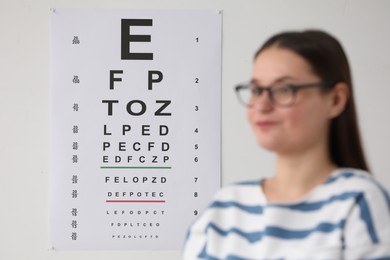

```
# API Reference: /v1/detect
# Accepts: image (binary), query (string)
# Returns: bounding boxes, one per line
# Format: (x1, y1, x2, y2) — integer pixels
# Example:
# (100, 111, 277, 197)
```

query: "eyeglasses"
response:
(235, 81, 336, 107)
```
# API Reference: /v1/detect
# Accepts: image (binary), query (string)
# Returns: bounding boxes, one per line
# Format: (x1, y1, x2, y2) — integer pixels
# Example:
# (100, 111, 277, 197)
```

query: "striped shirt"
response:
(183, 168, 390, 260)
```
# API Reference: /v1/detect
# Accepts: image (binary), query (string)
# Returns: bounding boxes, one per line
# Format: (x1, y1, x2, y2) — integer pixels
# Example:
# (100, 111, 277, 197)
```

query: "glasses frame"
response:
(235, 81, 336, 107)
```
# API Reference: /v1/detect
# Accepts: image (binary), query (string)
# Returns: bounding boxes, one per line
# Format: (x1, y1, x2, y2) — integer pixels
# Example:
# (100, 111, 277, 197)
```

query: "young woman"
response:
(183, 30, 390, 259)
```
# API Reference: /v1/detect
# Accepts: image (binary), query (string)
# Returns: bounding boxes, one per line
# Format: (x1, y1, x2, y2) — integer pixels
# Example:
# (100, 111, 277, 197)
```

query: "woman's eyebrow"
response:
(250, 76, 296, 86)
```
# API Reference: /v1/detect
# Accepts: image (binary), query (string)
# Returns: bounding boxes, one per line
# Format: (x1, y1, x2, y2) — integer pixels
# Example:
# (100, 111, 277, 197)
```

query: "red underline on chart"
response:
(106, 200, 166, 203)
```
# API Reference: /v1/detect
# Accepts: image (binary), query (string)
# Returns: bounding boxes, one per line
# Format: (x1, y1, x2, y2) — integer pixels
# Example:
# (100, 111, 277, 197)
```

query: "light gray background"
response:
(1, 0, 389, 259)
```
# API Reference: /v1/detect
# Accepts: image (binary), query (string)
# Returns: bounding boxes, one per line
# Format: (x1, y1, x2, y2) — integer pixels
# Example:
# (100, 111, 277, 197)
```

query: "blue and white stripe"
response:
(183, 168, 390, 260)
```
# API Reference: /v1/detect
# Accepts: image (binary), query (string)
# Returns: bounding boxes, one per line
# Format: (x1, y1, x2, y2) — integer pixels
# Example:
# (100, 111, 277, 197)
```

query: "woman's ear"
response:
(328, 82, 349, 118)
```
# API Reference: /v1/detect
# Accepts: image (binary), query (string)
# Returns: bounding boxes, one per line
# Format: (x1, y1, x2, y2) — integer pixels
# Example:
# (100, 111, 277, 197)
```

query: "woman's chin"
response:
(256, 139, 282, 152)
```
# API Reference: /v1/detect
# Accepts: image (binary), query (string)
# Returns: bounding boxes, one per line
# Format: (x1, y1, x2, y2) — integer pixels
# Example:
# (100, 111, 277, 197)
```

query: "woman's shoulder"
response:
(322, 168, 390, 207)
(324, 168, 388, 190)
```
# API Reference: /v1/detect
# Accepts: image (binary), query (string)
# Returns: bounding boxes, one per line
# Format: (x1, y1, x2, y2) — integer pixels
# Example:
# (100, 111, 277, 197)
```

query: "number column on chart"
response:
(191, 34, 201, 218)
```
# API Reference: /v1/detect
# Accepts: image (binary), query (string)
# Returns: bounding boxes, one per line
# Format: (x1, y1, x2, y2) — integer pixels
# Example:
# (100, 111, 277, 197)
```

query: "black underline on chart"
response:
(106, 200, 166, 203)
(100, 166, 172, 169)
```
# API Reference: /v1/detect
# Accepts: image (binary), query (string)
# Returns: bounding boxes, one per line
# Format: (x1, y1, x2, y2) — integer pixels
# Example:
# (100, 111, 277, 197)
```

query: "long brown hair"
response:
(255, 30, 369, 172)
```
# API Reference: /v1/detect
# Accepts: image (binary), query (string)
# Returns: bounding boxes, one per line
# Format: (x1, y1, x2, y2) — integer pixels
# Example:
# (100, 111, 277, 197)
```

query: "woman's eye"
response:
(251, 88, 262, 95)
(274, 86, 292, 95)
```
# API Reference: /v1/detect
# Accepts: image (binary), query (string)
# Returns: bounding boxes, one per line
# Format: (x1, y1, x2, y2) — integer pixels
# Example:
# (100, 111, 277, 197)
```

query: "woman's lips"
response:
(255, 121, 278, 129)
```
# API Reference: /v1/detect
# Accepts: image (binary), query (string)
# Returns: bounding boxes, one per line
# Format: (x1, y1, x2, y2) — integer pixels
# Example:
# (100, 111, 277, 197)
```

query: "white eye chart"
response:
(49, 9, 221, 250)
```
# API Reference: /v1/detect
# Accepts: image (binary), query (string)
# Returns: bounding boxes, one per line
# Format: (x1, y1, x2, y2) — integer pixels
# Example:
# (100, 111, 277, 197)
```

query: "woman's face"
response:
(248, 46, 336, 155)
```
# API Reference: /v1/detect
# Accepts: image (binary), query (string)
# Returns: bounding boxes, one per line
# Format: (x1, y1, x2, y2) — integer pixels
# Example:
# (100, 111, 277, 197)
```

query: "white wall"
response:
(1, 0, 389, 259)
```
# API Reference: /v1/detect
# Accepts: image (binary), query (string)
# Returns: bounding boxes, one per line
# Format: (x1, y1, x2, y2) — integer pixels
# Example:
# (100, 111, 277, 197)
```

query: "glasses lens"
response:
(236, 86, 253, 106)
(271, 85, 294, 106)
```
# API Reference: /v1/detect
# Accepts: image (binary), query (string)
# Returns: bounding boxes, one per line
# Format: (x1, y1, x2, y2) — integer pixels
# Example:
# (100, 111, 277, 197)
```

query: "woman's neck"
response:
(263, 145, 337, 203)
